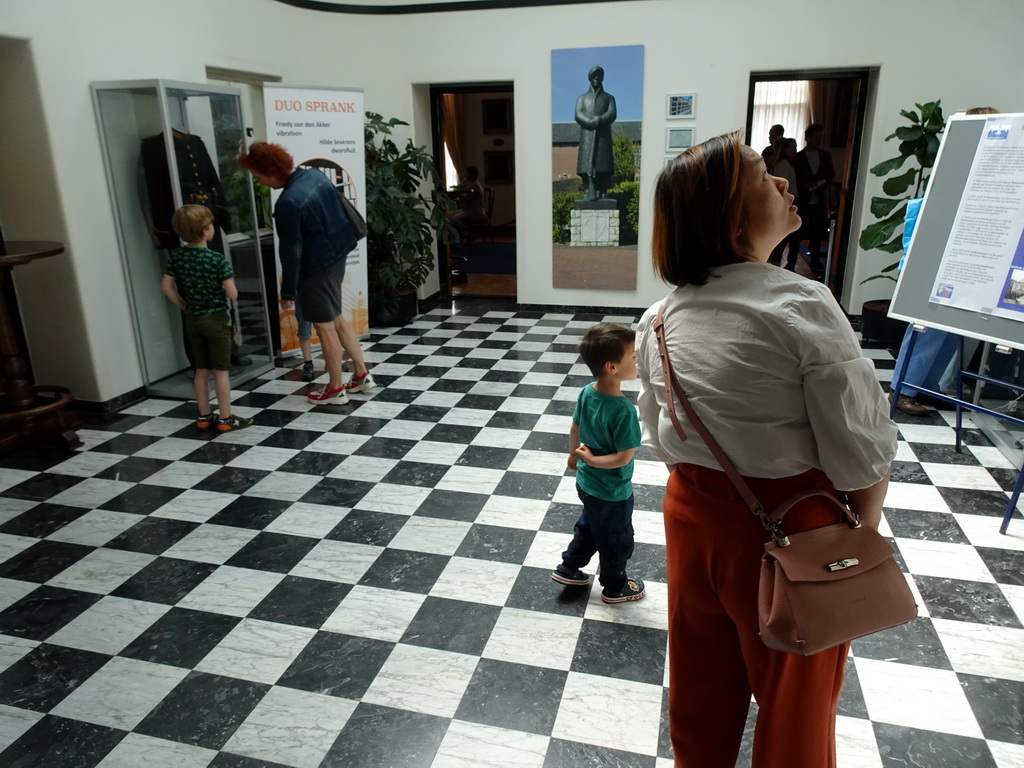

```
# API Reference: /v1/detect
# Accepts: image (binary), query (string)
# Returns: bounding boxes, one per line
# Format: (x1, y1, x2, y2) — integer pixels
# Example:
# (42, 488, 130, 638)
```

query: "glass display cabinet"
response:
(92, 79, 274, 399)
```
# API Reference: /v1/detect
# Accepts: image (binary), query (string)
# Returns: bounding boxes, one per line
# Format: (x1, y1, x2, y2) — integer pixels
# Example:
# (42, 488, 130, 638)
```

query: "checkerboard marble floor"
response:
(0, 300, 1022, 767)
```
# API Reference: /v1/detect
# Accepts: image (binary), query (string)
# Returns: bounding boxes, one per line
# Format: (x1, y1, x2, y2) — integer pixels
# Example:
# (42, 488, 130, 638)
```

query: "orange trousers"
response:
(665, 464, 849, 768)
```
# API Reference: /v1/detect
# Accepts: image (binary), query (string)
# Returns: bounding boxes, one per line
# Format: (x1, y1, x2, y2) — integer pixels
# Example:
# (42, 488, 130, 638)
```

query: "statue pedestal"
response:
(570, 199, 619, 247)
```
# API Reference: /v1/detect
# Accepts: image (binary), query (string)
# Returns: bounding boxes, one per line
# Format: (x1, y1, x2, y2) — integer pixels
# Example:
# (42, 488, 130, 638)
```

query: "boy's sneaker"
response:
(217, 415, 253, 432)
(307, 384, 349, 404)
(196, 413, 216, 431)
(551, 564, 591, 586)
(301, 360, 315, 382)
(601, 577, 645, 604)
(345, 372, 376, 393)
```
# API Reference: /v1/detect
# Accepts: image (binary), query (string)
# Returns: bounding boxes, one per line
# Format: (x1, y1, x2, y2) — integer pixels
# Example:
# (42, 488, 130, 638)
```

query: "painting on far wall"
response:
(552, 44, 644, 291)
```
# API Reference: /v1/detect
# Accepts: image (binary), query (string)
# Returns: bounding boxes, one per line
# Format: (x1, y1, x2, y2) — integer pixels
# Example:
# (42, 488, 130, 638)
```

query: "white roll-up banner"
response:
(262, 84, 368, 353)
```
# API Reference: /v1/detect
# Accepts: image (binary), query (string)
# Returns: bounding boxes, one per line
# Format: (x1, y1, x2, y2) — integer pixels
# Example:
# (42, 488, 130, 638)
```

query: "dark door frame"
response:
(745, 67, 873, 302)
(429, 81, 514, 297)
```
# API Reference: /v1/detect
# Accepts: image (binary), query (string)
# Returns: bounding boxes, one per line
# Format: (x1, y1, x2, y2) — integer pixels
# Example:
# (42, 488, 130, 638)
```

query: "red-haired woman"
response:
(635, 133, 896, 767)
(239, 142, 374, 402)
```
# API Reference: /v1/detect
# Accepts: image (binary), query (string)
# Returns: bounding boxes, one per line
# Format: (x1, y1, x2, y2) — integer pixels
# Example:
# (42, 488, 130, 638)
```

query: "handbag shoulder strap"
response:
(652, 304, 856, 540)
(653, 304, 763, 516)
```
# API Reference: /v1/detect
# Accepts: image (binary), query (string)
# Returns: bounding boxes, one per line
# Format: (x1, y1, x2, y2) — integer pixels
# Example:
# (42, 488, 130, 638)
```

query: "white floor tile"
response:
(552, 671, 662, 756)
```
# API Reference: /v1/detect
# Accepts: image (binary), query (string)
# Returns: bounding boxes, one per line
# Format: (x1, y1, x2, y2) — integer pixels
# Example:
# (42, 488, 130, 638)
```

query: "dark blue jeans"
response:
(562, 485, 635, 590)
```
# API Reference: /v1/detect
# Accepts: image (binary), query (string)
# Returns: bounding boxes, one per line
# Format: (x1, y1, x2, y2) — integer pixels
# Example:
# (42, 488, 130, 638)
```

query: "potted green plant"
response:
(858, 101, 945, 344)
(364, 112, 455, 325)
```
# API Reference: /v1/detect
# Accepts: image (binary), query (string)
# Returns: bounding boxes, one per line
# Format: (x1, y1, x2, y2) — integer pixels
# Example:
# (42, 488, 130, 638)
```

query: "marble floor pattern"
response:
(0, 299, 1022, 767)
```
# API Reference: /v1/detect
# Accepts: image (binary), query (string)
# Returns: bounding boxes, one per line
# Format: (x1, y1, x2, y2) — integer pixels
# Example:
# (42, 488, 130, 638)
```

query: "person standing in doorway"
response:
(761, 123, 784, 164)
(794, 123, 835, 271)
(238, 142, 375, 403)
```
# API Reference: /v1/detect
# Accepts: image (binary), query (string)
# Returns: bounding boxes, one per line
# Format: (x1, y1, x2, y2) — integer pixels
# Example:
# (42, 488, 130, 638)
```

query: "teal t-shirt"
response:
(165, 246, 234, 315)
(573, 383, 642, 502)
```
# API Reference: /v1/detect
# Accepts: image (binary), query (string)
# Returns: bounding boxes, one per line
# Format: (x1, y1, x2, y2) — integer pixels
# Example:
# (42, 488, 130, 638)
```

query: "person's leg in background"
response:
(295, 300, 315, 382)
(937, 337, 978, 396)
(330, 313, 374, 392)
(314, 319, 345, 393)
(891, 325, 959, 414)
(804, 203, 825, 269)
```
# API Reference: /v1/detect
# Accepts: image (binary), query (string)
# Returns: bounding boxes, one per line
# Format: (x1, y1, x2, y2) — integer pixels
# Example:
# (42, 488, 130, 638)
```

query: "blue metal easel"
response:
(889, 325, 1024, 534)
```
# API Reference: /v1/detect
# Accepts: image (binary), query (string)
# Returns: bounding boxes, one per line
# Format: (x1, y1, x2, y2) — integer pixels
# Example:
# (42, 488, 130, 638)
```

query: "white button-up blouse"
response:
(635, 262, 897, 492)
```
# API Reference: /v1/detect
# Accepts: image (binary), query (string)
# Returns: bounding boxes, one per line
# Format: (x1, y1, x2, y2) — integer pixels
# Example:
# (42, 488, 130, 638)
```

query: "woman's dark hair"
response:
(652, 131, 748, 287)
(238, 142, 293, 179)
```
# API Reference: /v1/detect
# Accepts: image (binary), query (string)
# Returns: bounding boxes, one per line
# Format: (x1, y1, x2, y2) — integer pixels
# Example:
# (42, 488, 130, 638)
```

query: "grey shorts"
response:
(297, 258, 346, 324)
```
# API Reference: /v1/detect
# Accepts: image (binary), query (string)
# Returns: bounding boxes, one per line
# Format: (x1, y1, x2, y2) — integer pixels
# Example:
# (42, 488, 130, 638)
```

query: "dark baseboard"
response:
(73, 387, 146, 415)
(516, 302, 648, 317)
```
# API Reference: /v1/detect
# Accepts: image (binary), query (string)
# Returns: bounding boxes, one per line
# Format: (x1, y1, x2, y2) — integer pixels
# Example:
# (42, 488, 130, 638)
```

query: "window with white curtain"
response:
(751, 80, 811, 153)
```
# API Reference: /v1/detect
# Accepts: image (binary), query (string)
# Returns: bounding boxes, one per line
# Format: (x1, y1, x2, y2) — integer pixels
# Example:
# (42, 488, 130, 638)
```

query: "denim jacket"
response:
(274, 167, 357, 301)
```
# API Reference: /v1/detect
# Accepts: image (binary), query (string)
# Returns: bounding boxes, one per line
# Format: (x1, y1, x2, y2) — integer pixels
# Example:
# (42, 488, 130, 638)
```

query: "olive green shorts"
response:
(185, 309, 232, 371)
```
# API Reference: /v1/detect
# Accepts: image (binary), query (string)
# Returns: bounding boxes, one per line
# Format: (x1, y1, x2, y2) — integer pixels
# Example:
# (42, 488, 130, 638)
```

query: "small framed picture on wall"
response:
(666, 127, 695, 151)
(666, 93, 696, 119)
(484, 151, 514, 184)
(482, 99, 512, 133)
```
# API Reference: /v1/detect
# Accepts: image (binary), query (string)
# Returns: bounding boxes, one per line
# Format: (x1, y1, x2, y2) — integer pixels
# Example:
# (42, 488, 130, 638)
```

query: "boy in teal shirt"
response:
(553, 323, 645, 603)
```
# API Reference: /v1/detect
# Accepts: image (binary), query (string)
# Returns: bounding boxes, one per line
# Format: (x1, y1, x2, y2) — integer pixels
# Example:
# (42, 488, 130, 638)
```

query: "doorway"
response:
(430, 83, 517, 299)
(746, 68, 873, 300)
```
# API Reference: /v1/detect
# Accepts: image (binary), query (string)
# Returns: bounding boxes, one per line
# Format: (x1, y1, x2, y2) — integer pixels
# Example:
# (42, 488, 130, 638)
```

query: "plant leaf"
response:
(870, 196, 907, 218)
(870, 155, 909, 176)
(876, 236, 904, 254)
(859, 203, 907, 250)
(894, 125, 924, 142)
(882, 168, 918, 196)
(900, 109, 920, 124)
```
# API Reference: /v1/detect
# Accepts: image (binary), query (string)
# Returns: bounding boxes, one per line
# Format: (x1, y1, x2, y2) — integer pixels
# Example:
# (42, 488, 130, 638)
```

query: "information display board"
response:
(890, 113, 1024, 351)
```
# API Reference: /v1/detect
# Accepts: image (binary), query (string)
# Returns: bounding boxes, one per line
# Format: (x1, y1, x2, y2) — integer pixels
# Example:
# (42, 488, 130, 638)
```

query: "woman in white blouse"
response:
(635, 132, 896, 768)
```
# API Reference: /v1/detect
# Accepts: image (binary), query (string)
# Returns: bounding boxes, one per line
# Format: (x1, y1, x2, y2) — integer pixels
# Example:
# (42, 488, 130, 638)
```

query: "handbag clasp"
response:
(826, 558, 860, 572)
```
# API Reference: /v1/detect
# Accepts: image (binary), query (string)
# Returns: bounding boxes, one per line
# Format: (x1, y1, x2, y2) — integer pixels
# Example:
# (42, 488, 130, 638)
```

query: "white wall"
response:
(1, 0, 1021, 403)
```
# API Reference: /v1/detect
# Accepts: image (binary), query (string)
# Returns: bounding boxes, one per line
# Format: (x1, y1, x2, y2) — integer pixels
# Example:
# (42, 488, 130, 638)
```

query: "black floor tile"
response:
(319, 702, 448, 768)
(248, 575, 352, 629)
(914, 575, 1022, 628)
(327, 510, 407, 546)
(871, 723, 997, 767)
(0, 714, 126, 767)
(119, 607, 241, 668)
(0, 504, 88, 538)
(98, 483, 185, 514)
(543, 738, 656, 768)
(399, 596, 502, 655)
(0, 643, 110, 710)
(570, 619, 667, 686)
(299, 478, 377, 508)
(1, 474, 83, 502)
(506, 566, 591, 617)
(358, 549, 449, 594)
(133, 671, 269, 750)
(455, 658, 567, 736)
(225, 532, 319, 573)
(0, 541, 94, 584)
(208, 497, 291, 530)
(410, 490, 488, 522)
(278, 631, 394, 699)
(454, 524, 536, 564)
(104, 516, 199, 555)
(111, 556, 219, 605)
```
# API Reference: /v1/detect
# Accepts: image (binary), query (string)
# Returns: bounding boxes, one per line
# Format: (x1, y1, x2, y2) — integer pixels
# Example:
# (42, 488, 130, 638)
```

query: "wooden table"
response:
(0, 241, 81, 453)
